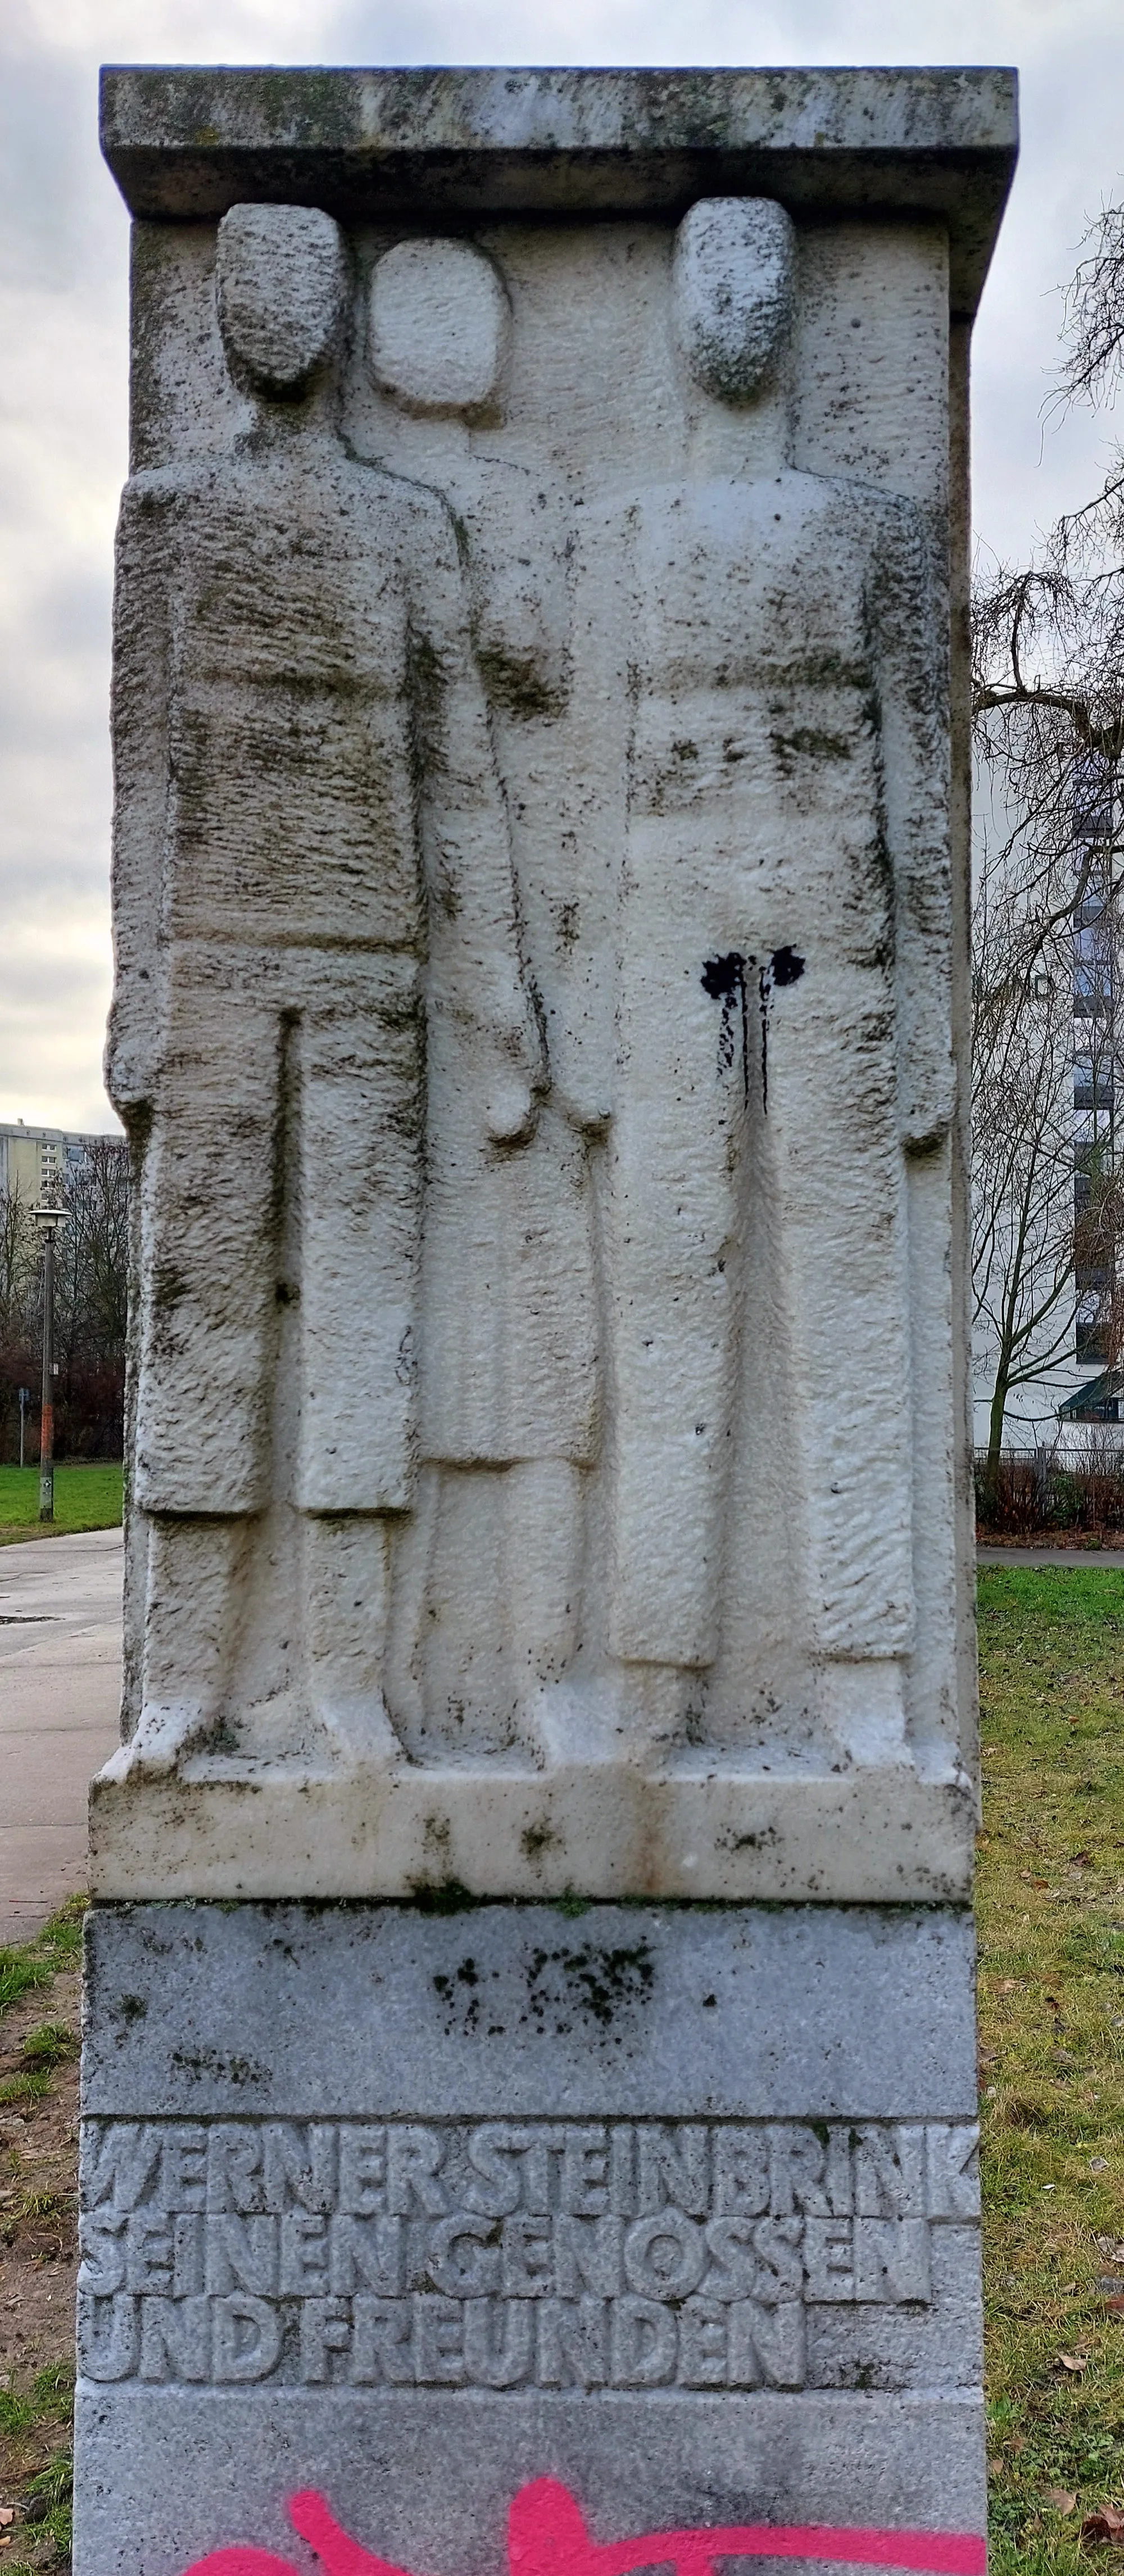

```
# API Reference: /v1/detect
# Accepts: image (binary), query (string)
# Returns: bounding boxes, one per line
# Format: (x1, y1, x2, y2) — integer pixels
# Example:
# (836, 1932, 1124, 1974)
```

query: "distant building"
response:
(0, 1121, 119, 1206)
(972, 755, 1124, 1454)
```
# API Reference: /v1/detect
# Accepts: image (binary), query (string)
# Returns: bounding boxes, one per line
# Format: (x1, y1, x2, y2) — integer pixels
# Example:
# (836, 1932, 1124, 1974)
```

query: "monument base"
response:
(75, 1901, 984, 2576)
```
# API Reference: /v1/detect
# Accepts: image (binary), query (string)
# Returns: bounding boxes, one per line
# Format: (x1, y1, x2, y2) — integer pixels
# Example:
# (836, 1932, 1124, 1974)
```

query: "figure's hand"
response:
(899, 1051, 956, 1155)
(486, 1074, 540, 1144)
(104, 998, 158, 1113)
(484, 993, 549, 1145)
(553, 1080, 611, 1141)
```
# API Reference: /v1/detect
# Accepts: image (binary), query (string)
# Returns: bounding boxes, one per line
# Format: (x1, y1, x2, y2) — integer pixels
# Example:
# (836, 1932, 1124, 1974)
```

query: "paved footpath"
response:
(0, 1531, 1116, 1946)
(977, 1543, 1124, 1568)
(0, 1527, 123, 1943)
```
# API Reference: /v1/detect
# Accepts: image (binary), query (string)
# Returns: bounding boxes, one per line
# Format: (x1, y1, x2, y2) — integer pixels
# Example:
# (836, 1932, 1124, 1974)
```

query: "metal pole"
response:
(39, 1228, 55, 1523)
(19, 1387, 26, 1471)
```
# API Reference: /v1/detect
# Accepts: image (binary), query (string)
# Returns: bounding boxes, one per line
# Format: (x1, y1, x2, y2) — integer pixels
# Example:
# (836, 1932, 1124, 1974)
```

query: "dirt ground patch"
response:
(0, 1907, 84, 2572)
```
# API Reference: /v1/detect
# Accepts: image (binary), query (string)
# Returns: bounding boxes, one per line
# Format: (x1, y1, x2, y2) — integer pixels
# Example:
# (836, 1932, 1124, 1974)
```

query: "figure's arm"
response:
(407, 494, 546, 1143)
(869, 498, 956, 1153)
(104, 477, 174, 1119)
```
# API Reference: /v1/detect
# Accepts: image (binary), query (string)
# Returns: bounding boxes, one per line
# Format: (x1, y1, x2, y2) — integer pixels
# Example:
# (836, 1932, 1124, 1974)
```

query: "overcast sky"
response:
(1, 0, 1121, 1134)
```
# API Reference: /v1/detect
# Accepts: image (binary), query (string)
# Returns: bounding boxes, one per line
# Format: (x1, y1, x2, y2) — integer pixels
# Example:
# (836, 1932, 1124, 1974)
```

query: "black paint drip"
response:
(701, 952, 751, 1101)
(701, 944, 805, 1112)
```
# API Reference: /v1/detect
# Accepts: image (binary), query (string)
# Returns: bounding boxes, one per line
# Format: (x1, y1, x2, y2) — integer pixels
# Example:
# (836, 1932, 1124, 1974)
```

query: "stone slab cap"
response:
(98, 65, 1018, 317)
(88, 1765, 977, 1905)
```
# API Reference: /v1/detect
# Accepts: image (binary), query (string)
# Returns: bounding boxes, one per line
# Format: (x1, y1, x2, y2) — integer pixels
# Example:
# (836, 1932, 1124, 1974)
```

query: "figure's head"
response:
(216, 203, 348, 399)
(673, 197, 796, 404)
(368, 237, 510, 417)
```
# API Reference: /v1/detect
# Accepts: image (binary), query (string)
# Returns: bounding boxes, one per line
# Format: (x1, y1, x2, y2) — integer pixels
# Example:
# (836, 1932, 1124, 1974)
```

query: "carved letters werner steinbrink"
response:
(78, 2115, 978, 2390)
(106, 193, 957, 1807)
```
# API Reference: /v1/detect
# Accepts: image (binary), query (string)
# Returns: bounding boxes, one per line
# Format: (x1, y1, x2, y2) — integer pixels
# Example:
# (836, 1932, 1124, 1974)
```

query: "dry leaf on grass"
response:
(1046, 2489, 1078, 2514)
(1058, 2351, 1089, 2371)
(1081, 2506, 1124, 2544)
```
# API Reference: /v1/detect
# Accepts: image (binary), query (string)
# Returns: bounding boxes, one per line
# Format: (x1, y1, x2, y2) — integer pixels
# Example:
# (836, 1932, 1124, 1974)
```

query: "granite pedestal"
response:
(78, 1903, 982, 2576)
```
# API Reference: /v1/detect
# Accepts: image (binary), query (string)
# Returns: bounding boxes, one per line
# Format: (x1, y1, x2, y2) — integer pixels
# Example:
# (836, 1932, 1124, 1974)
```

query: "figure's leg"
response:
(128, 951, 280, 1771)
(387, 1460, 583, 1764)
(296, 955, 423, 1516)
(128, 1516, 252, 1774)
(135, 950, 278, 1516)
(505, 1459, 584, 1689)
(303, 1514, 401, 1763)
(762, 955, 914, 1762)
(296, 957, 424, 1756)
(606, 870, 747, 1691)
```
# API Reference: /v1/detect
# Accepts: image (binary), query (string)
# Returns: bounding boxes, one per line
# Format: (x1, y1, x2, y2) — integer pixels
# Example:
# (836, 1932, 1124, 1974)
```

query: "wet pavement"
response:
(0, 1527, 122, 1941)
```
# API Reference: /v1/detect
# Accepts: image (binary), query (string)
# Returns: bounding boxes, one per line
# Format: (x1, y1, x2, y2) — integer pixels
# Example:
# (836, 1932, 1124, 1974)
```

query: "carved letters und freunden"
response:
(78, 2117, 978, 2389)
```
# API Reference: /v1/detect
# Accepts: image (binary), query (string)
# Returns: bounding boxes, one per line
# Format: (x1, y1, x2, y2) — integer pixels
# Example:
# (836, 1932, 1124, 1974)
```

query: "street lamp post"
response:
(34, 1203, 66, 1524)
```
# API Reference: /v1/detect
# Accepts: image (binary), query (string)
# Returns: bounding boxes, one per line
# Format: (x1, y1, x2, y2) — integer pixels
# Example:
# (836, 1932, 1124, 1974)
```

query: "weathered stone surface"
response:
(74, 1901, 982, 2576)
(99, 65, 1017, 314)
(80, 1901, 977, 2118)
(77, 2388, 986, 2576)
(93, 81, 998, 1898)
(81, 65, 1008, 2576)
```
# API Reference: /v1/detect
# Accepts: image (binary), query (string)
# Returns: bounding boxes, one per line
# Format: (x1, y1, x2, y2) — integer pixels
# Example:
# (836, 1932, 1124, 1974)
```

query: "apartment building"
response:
(0, 1121, 113, 1205)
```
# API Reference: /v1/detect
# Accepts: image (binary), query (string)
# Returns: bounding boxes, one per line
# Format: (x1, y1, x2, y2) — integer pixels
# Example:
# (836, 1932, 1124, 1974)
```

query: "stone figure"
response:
(593, 198, 954, 1766)
(107, 202, 543, 1774)
(361, 236, 601, 1758)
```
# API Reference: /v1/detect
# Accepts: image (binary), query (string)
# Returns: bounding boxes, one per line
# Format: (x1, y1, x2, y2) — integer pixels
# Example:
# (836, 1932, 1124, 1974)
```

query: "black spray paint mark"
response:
(756, 945, 806, 1111)
(700, 952, 751, 1100)
(702, 945, 805, 1112)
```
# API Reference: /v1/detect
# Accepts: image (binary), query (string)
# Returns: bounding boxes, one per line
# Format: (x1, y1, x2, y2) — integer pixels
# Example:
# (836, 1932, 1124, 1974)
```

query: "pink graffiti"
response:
(179, 2476, 986, 2576)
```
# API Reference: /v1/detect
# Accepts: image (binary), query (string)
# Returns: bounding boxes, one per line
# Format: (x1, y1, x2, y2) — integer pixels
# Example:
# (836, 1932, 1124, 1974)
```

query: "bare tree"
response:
(0, 1140, 129, 1460)
(972, 192, 1124, 1461)
(971, 824, 1084, 1471)
(56, 1137, 129, 1375)
(0, 1183, 35, 1339)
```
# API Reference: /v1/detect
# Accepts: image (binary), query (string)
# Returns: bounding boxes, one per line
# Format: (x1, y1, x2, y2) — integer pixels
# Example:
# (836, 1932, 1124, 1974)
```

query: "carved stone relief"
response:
(107, 191, 960, 1824)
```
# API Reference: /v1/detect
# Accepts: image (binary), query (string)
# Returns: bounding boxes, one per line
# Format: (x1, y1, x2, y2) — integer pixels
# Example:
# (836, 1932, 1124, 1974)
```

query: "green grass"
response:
(0, 1461, 122, 1541)
(19, 2021, 75, 2070)
(2, 1598, 1124, 2568)
(0, 1901, 80, 2016)
(978, 1564, 1124, 2574)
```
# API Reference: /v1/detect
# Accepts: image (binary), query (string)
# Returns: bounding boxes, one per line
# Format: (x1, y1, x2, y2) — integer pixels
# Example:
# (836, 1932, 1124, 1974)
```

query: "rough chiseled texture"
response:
(79, 70, 1009, 2576)
(97, 155, 977, 1897)
(98, 65, 1018, 315)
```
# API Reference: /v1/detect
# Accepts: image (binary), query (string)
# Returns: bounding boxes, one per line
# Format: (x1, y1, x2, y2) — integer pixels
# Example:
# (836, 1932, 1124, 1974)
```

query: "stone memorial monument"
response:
(78, 63, 1017, 2576)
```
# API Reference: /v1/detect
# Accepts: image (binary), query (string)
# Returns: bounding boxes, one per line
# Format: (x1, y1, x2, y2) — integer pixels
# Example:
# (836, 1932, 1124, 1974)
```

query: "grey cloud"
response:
(0, 52, 85, 292)
(2, 0, 1124, 1130)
